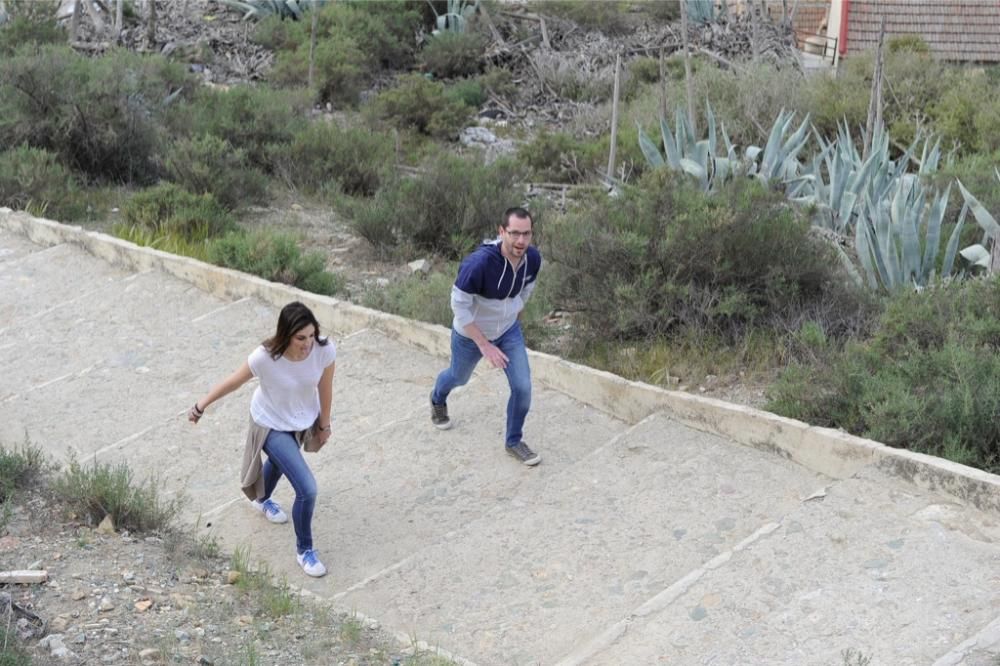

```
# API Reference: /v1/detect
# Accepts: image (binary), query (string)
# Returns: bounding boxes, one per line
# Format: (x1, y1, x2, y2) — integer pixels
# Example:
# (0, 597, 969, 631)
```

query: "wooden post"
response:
(679, 0, 696, 135)
(862, 16, 886, 160)
(81, 0, 105, 35)
(658, 46, 667, 119)
(115, 0, 123, 43)
(606, 52, 622, 182)
(146, 0, 156, 47)
(70, 0, 82, 41)
(749, 0, 759, 63)
(308, 5, 319, 90)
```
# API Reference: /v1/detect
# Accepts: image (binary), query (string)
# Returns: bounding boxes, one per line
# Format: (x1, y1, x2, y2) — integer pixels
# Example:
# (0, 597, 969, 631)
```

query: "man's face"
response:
(500, 214, 533, 261)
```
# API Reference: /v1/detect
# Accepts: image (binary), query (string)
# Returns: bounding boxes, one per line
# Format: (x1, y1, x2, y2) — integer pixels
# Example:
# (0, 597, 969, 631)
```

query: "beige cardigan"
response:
(240, 415, 325, 501)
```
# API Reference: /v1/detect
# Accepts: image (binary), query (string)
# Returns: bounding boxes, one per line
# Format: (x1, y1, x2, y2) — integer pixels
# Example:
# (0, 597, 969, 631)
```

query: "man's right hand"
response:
(479, 341, 509, 369)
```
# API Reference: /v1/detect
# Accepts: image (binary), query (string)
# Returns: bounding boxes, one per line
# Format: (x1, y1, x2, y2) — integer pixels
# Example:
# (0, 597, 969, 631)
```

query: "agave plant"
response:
(637, 103, 739, 192)
(855, 177, 965, 291)
(956, 169, 1000, 271)
(743, 110, 810, 186)
(787, 122, 939, 233)
(429, 0, 478, 35)
(211, 0, 328, 20)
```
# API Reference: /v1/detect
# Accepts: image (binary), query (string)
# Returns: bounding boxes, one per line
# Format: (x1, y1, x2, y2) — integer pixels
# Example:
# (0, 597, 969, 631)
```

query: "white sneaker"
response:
(296, 549, 327, 577)
(251, 498, 288, 524)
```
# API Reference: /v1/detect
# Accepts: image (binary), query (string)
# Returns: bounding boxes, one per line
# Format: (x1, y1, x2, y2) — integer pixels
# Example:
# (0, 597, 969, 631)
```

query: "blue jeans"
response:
(432, 321, 532, 446)
(261, 430, 317, 554)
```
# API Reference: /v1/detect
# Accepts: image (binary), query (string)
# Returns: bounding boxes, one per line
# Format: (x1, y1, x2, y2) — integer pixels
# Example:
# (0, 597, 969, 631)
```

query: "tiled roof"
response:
(846, 0, 1000, 62)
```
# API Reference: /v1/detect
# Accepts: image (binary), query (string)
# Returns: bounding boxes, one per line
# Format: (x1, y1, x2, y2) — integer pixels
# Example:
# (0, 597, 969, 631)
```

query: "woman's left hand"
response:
(316, 428, 332, 446)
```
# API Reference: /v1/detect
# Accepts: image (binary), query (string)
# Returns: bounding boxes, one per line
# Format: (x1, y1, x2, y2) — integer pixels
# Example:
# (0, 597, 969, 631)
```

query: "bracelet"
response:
(318, 424, 332, 432)
(193, 403, 204, 416)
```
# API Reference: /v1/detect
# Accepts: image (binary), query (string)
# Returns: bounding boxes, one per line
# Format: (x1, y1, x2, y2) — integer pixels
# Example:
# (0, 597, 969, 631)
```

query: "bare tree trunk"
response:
(862, 16, 886, 160)
(70, 0, 83, 42)
(606, 52, 622, 182)
(115, 0, 123, 43)
(680, 0, 696, 134)
(658, 46, 667, 119)
(146, 0, 156, 47)
(308, 6, 318, 90)
(81, 0, 106, 36)
(749, 0, 759, 63)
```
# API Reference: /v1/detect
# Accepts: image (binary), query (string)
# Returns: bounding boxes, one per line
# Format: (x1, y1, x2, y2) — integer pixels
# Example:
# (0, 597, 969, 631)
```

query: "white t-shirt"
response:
(248, 338, 337, 432)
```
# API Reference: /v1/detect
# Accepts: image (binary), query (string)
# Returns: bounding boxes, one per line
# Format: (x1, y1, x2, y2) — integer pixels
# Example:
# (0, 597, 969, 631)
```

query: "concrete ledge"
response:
(5, 209, 1000, 513)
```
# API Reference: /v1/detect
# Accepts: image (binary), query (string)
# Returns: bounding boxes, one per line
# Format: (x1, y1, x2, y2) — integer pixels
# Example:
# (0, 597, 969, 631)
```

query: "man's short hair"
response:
(501, 207, 532, 229)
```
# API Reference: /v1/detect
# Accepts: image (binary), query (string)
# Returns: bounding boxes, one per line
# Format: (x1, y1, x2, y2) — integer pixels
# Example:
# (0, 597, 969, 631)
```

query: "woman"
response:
(189, 301, 336, 577)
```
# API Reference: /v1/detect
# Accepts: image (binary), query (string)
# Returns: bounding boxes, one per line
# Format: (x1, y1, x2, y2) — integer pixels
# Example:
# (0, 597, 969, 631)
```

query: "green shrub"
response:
(642, 0, 681, 22)
(53, 456, 180, 533)
(532, 50, 615, 103)
(421, 32, 486, 79)
(206, 228, 343, 295)
(769, 278, 1000, 472)
(348, 153, 523, 258)
(0, 625, 31, 666)
(121, 183, 234, 241)
(0, 45, 192, 183)
(361, 267, 457, 328)
(519, 124, 646, 184)
(888, 34, 930, 54)
(445, 79, 486, 108)
(0, 145, 87, 221)
(259, 1, 421, 105)
(929, 68, 1000, 154)
(269, 121, 393, 197)
(545, 171, 871, 343)
(167, 85, 308, 173)
(0, 0, 64, 55)
(629, 56, 662, 85)
(0, 439, 46, 504)
(529, 0, 630, 35)
(164, 134, 268, 210)
(477, 67, 516, 99)
(369, 73, 474, 139)
(930, 150, 1000, 234)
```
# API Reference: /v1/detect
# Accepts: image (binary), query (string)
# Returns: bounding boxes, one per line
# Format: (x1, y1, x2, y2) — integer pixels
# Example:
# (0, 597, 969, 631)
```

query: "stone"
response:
(97, 515, 115, 534)
(407, 259, 431, 274)
(226, 570, 241, 585)
(134, 598, 153, 613)
(50, 615, 71, 633)
(71, 589, 87, 601)
(98, 596, 115, 612)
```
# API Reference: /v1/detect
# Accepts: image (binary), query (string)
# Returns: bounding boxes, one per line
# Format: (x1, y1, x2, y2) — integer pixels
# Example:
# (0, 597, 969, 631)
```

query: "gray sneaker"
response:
(506, 441, 541, 466)
(430, 393, 452, 430)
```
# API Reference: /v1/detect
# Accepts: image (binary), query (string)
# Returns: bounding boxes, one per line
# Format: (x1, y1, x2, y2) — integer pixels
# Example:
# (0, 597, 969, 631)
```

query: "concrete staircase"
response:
(3, 219, 1000, 665)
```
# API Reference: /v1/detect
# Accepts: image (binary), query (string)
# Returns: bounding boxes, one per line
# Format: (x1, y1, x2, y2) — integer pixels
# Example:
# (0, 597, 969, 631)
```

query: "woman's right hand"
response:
(188, 403, 205, 424)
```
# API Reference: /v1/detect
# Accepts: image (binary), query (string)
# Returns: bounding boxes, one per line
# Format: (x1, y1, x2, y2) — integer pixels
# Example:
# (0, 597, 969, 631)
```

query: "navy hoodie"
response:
(450, 239, 542, 340)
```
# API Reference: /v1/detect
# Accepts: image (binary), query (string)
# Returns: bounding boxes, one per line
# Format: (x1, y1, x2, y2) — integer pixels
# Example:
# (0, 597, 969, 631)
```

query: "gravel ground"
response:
(1, 484, 452, 666)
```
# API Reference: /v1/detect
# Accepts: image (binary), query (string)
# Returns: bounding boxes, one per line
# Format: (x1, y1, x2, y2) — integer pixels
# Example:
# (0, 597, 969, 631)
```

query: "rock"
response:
(0, 535, 19, 551)
(134, 598, 153, 613)
(97, 515, 115, 534)
(407, 259, 431, 274)
(170, 593, 195, 609)
(71, 589, 87, 601)
(122, 571, 135, 583)
(72, 632, 86, 644)
(460, 126, 500, 146)
(175, 629, 190, 642)
(98, 596, 115, 612)
(198, 657, 214, 665)
(225, 570, 241, 585)
(50, 614, 71, 633)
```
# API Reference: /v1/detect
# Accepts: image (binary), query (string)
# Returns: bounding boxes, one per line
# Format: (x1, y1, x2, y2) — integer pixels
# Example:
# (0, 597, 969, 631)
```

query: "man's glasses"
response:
(505, 230, 533, 240)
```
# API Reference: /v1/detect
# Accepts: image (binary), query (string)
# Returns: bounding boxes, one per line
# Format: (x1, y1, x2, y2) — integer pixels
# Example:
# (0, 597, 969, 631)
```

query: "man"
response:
(430, 207, 543, 466)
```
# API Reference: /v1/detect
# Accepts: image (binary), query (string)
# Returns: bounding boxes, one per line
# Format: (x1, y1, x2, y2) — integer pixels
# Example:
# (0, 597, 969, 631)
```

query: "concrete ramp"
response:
(3, 219, 1000, 666)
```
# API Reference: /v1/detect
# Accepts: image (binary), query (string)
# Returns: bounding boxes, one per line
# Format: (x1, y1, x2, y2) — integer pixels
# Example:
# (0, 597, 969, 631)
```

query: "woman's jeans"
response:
(261, 429, 317, 554)
(432, 321, 532, 446)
